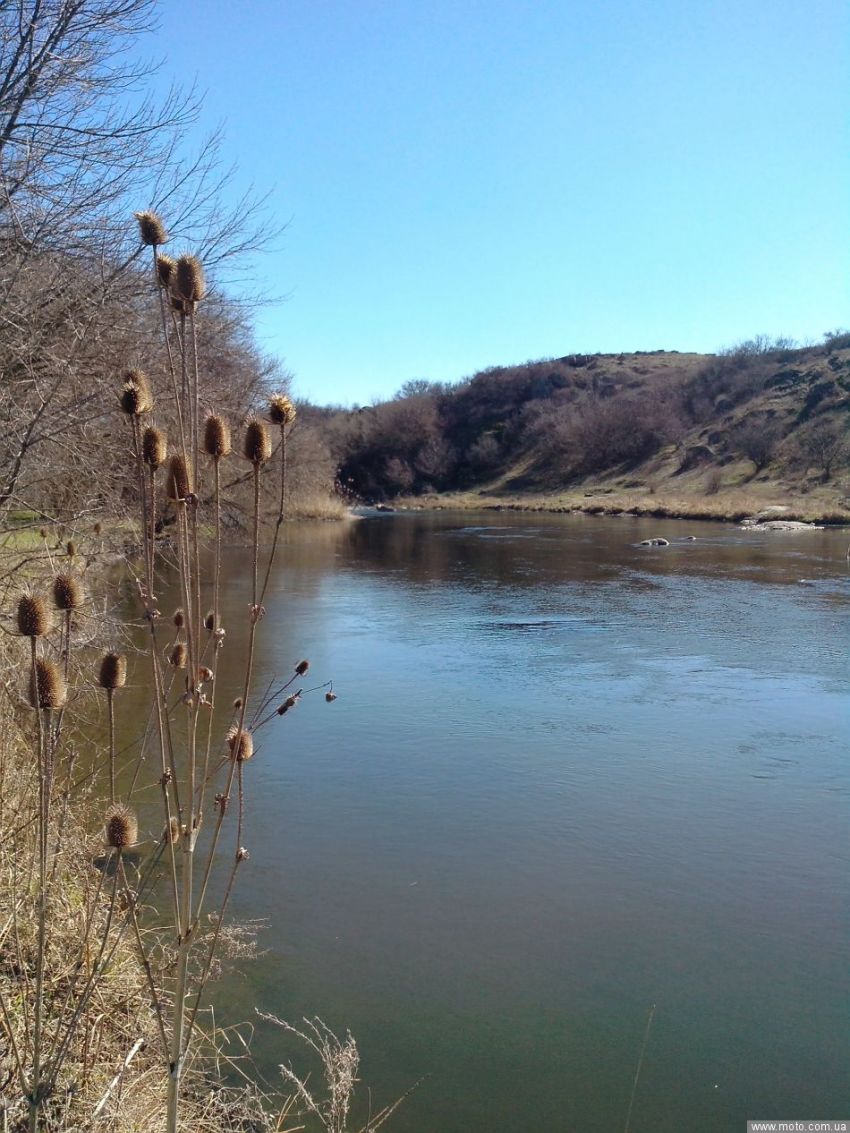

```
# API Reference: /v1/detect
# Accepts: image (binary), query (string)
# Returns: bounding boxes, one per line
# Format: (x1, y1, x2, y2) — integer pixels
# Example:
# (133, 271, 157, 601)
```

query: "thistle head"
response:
(173, 255, 206, 308)
(243, 418, 272, 465)
(120, 370, 153, 416)
(104, 804, 138, 849)
(276, 695, 298, 716)
(203, 415, 231, 459)
(226, 727, 254, 762)
(17, 594, 51, 638)
(30, 659, 66, 710)
(165, 455, 192, 501)
(53, 574, 82, 612)
(269, 394, 296, 427)
(98, 652, 126, 690)
(134, 210, 168, 247)
(155, 253, 176, 289)
(142, 426, 167, 470)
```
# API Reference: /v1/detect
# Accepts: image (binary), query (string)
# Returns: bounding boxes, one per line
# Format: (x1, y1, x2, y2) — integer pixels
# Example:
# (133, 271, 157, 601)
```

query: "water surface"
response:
(158, 513, 849, 1132)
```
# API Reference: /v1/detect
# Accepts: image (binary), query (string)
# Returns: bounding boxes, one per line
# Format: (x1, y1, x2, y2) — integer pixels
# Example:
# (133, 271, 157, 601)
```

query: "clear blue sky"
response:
(144, 0, 848, 405)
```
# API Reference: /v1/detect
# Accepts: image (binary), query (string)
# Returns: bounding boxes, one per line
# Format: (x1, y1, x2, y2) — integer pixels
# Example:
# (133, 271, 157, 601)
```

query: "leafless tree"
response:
(0, 0, 277, 526)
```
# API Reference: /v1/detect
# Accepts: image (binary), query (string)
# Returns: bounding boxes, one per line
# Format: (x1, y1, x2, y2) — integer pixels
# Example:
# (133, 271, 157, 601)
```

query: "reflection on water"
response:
(143, 513, 849, 1132)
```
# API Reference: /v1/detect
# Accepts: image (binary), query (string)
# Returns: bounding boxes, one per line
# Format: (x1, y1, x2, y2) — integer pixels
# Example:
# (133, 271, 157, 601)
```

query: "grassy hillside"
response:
(322, 334, 850, 522)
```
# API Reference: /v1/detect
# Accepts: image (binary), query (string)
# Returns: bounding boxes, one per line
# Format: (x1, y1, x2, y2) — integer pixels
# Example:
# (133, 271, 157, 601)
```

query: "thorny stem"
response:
(28, 633, 46, 1133)
(106, 688, 115, 804)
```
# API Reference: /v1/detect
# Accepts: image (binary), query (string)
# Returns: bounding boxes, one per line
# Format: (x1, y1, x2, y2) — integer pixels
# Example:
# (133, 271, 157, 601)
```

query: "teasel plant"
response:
(125, 209, 315, 1133)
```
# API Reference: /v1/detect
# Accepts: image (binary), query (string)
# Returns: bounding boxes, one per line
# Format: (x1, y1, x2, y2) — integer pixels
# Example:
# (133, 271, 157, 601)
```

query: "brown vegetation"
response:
(326, 339, 850, 522)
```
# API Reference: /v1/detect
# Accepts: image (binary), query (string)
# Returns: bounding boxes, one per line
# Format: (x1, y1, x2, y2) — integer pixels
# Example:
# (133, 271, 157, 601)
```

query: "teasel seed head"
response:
(173, 608, 185, 629)
(17, 594, 51, 638)
(53, 574, 82, 611)
(155, 253, 176, 289)
(30, 659, 66, 710)
(164, 816, 181, 845)
(66, 540, 77, 559)
(142, 425, 167, 470)
(198, 666, 213, 683)
(276, 695, 298, 716)
(173, 254, 206, 307)
(120, 370, 153, 416)
(203, 414, 231, 459)
(204, 610, 217, 632)
(165, 454, 192, 501)
(93, 522, 102, 536)
(243, 418, 272, 465)
(233, 697, 243, 711)
(169, 643, 187, 669)
(39, 527, 47, 539)
(269, 394, 297, 426)
(325, 691, 337, 703)
(134, 210, 168, 246)
(104, 804, 138, 849)
(295, 659, 309, 676)
(98, 652, 126, 690)
(226, 727, 254, 762)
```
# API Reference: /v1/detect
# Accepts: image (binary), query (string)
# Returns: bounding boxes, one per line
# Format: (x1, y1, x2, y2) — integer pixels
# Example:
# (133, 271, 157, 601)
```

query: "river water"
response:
(148, 512, 849, 1132)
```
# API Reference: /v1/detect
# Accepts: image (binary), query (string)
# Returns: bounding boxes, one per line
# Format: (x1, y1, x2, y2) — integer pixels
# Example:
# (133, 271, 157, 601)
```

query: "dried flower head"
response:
(53, 574, 82, 611)
(226, 727, 254, 762)
(17, 594, 51, 638)
(243, 418, 272, 465)
(98, 652, 127, 690)
(198, 666, 213, 683)
(134, 210, 168, 246)
(233, 697, 243, 710)
(39, 527, 47, 539)
(173, 255, 206, 307)
(325, 691, 337, 703)
(276, 695, 298, 716)
(165, 454, 192, 501)
(173, 608, 185, 629)
(203, 415, 231, 459)
(164, 816, 181, 845)
(295, 659, 309, 676)
(204, 611, 217, 632)
(30, 659, 66, 710)
(120, 370, 153, 416)
(169, 643, 187, 669)
(105, 804, 138, 849)
(142, 426, 167, 470)
(66, 541, 77, 559)
(269, 394, 297, 426)
(155, 253, 176, 289)
(93, 522, 102, 536)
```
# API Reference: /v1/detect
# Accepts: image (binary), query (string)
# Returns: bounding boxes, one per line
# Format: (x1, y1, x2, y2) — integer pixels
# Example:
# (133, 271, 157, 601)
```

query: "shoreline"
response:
(388, 490, 850, 527)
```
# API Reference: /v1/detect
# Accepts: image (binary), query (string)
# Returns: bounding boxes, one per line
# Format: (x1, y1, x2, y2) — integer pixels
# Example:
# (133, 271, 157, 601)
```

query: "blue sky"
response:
(143, 0, 848, 405)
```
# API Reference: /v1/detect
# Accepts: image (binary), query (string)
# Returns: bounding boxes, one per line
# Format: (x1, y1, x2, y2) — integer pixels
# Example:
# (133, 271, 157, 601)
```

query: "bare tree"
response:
(0, 0, 277, 525)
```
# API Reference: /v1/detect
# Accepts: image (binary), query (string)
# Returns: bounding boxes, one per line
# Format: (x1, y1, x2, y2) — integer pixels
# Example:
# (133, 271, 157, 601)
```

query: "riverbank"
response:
(394, 485, 850, 525)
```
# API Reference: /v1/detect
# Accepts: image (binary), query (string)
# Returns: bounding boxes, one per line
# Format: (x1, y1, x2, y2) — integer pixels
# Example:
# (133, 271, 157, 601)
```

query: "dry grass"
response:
(405, 482, 850, 525)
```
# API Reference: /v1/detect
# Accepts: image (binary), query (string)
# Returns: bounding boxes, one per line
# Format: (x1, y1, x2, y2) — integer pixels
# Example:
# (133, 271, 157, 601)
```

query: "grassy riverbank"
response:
(398, 488, 850, 524)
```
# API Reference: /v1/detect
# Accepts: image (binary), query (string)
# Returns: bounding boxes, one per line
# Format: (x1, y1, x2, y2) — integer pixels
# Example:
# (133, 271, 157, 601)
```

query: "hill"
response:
(316, 334, 850, 522)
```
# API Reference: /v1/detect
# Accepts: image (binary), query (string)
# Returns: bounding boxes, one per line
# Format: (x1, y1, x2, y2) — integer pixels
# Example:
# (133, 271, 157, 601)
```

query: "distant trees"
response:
(734, 420, 783, 474)
(0, 0, 283, 522)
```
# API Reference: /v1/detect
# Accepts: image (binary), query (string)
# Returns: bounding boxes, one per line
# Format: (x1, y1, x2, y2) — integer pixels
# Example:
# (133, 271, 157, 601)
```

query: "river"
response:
(141, 512, 850, 1132)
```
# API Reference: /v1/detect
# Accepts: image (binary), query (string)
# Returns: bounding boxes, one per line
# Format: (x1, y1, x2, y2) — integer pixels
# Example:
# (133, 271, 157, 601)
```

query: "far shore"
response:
(386, 488, 850, 527)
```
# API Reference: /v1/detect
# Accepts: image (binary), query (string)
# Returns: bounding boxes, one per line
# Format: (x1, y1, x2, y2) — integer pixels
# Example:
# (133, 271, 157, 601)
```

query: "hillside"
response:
(317, 334, 850, 522)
